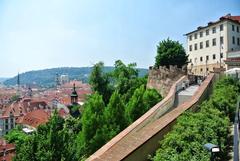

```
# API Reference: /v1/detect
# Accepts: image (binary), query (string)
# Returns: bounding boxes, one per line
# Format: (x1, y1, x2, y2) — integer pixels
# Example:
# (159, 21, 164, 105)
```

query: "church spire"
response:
(17, 72, 20, 96)
(71, 83, 78, 105)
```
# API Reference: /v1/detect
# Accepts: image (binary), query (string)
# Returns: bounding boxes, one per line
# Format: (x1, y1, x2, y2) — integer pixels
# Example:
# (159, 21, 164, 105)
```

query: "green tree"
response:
(103, 91, 126, 138)
(155, 38, 188, 68)
(5, 127, 29, 147)
(89, 62, 113, 103)
(14, 111, 77, 161)
(125, 85, 145, 123)
(125, 85, 161, 124)
(77, 93, 106, 157)
(143, 88, 162, 110)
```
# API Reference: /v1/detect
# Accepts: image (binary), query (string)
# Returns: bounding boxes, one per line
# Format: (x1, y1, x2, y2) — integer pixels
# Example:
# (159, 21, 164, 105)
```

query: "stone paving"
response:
(178, 85, 199, 96)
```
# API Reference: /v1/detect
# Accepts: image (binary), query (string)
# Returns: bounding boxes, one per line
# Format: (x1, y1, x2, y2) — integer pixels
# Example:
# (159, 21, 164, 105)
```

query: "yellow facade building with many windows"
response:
(185, 14, 240, 76)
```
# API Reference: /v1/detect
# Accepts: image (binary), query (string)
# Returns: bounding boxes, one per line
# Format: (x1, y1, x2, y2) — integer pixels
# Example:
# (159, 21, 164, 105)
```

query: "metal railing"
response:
(233, 97, 240, 161)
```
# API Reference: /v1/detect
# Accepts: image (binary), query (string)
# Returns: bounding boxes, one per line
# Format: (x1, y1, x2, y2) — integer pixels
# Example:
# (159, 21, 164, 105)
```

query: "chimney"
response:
(226, 13, 231, 17)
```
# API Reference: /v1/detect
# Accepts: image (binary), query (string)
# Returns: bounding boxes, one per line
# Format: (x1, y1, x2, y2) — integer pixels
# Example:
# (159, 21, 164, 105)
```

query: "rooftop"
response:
(185, 14, 240, 35)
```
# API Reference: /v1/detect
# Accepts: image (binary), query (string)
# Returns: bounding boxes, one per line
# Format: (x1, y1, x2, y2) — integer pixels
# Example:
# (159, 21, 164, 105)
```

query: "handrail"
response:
(233, 96, 240, 161)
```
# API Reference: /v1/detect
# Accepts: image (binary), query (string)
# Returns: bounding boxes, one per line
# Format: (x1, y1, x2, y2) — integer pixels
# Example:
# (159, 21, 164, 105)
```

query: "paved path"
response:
(178, 85, 199, 96)
(174, 85, 199, 108)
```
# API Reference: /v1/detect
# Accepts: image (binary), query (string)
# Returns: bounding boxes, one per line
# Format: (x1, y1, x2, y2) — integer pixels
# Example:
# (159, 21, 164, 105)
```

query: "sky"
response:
(0, 0, 239, 77)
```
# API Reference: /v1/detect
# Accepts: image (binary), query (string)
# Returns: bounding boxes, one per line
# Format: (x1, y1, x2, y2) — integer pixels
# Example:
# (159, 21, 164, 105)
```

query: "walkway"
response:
(87, 75, 214, 161)
(174, 85, 199, 108)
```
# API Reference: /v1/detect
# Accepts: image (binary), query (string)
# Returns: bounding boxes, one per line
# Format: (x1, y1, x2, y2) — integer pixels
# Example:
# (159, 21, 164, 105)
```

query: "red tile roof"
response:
(0, 139, 15, 161)
(222, 15, 240, 23)
(17, 109, 50, 128)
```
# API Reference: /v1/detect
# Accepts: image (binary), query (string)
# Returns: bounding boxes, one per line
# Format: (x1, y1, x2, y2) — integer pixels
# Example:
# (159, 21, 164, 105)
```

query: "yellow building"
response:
(185, 14, 240, 76)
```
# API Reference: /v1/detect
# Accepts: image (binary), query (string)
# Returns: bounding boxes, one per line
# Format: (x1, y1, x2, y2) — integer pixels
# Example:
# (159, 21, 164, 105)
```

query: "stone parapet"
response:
(147, 65, 187, 97)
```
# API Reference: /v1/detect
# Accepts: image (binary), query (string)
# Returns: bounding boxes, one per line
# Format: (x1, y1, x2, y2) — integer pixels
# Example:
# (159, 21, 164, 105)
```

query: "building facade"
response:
(186, 14, 240, 76)
(0, 112, 16, 136)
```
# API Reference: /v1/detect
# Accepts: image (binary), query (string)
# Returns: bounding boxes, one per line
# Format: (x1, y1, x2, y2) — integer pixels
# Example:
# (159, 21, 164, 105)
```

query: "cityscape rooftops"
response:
(16, 109, 50, 128)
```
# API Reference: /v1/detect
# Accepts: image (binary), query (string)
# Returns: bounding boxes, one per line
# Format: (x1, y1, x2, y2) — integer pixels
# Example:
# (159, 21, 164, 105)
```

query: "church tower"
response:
(16, 72, 21, 96)
(71, 83, 78, 105)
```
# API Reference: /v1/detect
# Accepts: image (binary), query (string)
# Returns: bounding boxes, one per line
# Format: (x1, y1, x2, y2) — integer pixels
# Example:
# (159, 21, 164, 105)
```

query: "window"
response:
(194, 33, 197, 39)
(206, 29, 209, 35)
(213, 54, 216, 60)
(220, 53, 223, 58)
(189, 35, 192, 41)
(238, 38, 240, 45)
(212, 27, 216, 33)
(220, 24, 223, 31)
(189, 45, 192, 51)
(5, 119, 8, 124)
(212, 38, 216, 46)
(200, 68, 203, 72)
(232, 25, 235, 31)
(200, 32, 203, 37)
(206, 68, 209, 71)
(5, 124, 8, 130)
(194, 43, 197, 50)
(206, 55, 209, 61)
(206, 40, 209, 47)
(220, 36, 224, 44)
(237, 26, 239, 33)
(200, 57, 203, 62)
(200, 42, 203, 49)
(233, 36, 235, 44)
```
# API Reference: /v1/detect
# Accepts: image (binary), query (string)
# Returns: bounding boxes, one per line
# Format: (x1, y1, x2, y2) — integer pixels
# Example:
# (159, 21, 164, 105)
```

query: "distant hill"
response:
(0, 78, 9, 83)
(4, 67, 148, 87)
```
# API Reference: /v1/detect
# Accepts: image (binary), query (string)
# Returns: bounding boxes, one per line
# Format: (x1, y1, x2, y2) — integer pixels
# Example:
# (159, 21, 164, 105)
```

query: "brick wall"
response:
(147, 65, 187, 97)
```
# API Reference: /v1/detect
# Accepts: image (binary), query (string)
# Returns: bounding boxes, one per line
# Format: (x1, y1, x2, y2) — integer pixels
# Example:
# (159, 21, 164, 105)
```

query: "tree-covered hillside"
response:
(4, 67, 148, 87)
(0, 77, 9, 83)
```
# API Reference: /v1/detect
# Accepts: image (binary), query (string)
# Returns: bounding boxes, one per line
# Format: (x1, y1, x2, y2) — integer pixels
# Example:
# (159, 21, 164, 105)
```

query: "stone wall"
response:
(147, 65, 187, 97)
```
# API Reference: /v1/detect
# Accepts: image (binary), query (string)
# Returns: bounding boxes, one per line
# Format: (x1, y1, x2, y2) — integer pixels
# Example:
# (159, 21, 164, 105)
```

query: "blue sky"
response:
(0, 0, 239, 77)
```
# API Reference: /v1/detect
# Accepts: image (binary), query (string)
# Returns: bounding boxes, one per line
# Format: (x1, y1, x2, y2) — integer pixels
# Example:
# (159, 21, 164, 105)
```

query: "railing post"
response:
(233, 97, 240, 161)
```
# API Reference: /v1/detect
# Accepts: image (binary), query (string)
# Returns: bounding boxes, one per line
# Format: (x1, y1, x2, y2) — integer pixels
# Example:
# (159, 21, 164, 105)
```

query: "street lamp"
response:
(204, 143, 220, 161)
(205, 58, 208, 77)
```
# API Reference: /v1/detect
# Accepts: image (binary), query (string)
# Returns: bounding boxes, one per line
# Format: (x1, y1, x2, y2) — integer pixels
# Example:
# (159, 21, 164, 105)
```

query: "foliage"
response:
(13, 111, 79, 161)
(13, 60, 159, 160)
(89, 62, 113, 103)
(153, 77, 238, 161)
(69, 105, 81, 117)
(109, 60, 148, 103)
(76, 93, 107, 157)
(125, 85, 162, 123)
(110, 60, 138, 94)
(211, 77, 239, 121)
(5, 127, 29, 146)
(103, 91, 127, 138)
(155, 38, 188, 68)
